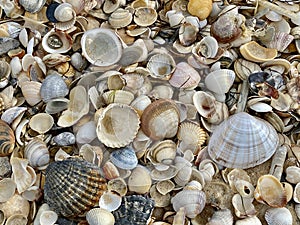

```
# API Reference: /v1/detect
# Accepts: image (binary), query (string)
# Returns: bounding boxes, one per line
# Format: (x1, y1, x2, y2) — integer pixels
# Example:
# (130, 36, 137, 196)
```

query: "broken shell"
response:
(81, 28, 122, 67)
(99, 191, 122, 212)
(141, 99, 179, 140)
(196, 36, 219, 58)
(44, 157, 107, 217)
(265, 207, 292, 225)
(150, 185, 170, 207)
(150, 165, 178, 181)
(29, 113, 54, 134)
(42, 29, 72, 54)
(107, 177, 127, 196)
(254, 174, 287, 208)
(240, 41, 278, 63)
(19, 0, 46, 13)
(234, 180, 255, 198)
(109, 8, 132, 29)
(128, 165, 152, 194)
(76, 121, 97, 144)
(206, 208, 233, 225)
(96, 103, 140, 148)
(0, 119, 15, 156)
(147, 53, 176, 80)
(86, 208, 115, 225)
(208, 112, 279, 169)
(110, 147, 138, 170)
(102, 90, 135, 105)
(0, 178, 16, 202)
(45, 97, 69, 115)
(134, 7, 158, 27)
(187, 0, 212, 20)
(156, 180, 175, 195)
(178, 22, 198, 46)
(232, 194, 256, 218)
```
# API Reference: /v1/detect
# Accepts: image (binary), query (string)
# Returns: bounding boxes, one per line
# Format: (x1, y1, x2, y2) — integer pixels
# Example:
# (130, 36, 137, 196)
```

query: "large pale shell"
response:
(81, 28, 122, 67)
(128, 165, 152, 194)
(205, 69, 235, 94)
(86, 208, 115, 225)
(29, 113, 54, 134)
(6, 214, 27, 225)
(147, 53, 176, 80)
(0, 193, 29, 218)
(44, 157, 107, 217)
(0, 178, 16, 202)
(19, 0, 46, 13)
(0, 119, 15, 156)
(265, 207, 292, 225)
(141, 99, 179, 140)
(42, 29, 72, 54)
(96, 103, 140, 148)
(208, 112, 279, 169)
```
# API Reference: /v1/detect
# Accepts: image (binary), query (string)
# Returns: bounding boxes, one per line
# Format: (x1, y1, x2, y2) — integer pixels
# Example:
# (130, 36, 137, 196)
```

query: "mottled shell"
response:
(265, 207, 292, 225)
(96, 103, 140, 148)
(240, 41, 277, 63)
(141, 99, 180, 140)
(44, 157, 107, 217)
(86, 208, 115, 225)
(42, 29, 72, 54)
(81, 28, 122, 67)
(208, 112, 279, 169)
(112, 195, 155, 225)
(0, 119, 15, 156)
(147, 53, 176, 80)
(110, 147, 138, 170)
(19, 0, 46, 13)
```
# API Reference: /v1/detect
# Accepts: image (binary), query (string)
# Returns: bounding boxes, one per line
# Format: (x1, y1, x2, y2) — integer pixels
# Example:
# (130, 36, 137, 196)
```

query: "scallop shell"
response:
(128, 165, 152, 194)
(208, 112, 279, 169)
(110, 147, 138, 170)
(44, 157, 107, 217)
(19, 0, 46, 13)
(42, 29, 72, 54)
(109, 8, 133, 29)
(147, 53, 176, 80)
(134, 7, 158, 27)
(81, 28, 122, 67)
(141, 99, 180, 140)
(96, 103, 140, 148)
(0, 119, 15, 156)
(112, 195, 155, 225)
(265, 207, 292, 225)
(86, 208, 115, 225)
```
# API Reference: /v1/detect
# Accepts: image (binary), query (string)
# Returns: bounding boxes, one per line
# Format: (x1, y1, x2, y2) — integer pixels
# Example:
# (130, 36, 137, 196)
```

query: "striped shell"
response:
(110, 147, 138, 170)
(0, 119, 15, 156)
(208, 112, 279, 169)
(44, 157, 107, 217)
(265, 207, 292, 225)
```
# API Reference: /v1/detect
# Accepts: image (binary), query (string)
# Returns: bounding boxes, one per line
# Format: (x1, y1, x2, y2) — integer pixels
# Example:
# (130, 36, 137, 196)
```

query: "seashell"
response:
(112, 195, 155, 225)
(172, 207, 186, 225)
(254, 175, 287, 208)
(52, 132, 75, 146)
(45, 97, 69, 114)
(239, 41, 278, 63)
(285, 166, 300, 184)
(265, 207, 292, 225)
(0, 193, 29, 218)
(6, 214, 27, 225)
(134, 7, 157, 27)
(156, 180, 175, 195)
(20, 81, 42, 106)
(234, 58, 262, 81)
(232, 194, 256, 218)
(86, 208, 115, 225)
(178, 22, 198, 46)
(119, 39, 148, 66)
(169, 62, 200, 89)
(171, 186, 206, 218)
(147, 139, 177, 165)
(130, 95, 151, 116)
(102, 90, 135, 105)
(52, 3, 76, 30)
(109, 8, 132, 28)
(0, 178, 16, 202)
(287, 76, 300, 104)
(293, 182, 300, 203)
(196, 36, 219, 59)
(0, 60, 11, 88)
(42, 29, 72, 54)
(206, 208, 233, 225)
(0, 22, 22, 38)
(141, 99, 180, 140)
(150, 165, 178, 181)
(235, 216, 262, 225)
(102, 161, 120, 180)
(147, 53, 176, 80)
(44, 157, 107, 217)
(81, 28, 122, 67)
(39, 210, 58, 225)
(21, 185, 40, 202)
(1, 106, 27, 125)
(0, 156, 11, 179)
(173, 160, 192, 187)
(149, 84, 174, 99)
(103, 0, 123, 14)
(96, 103, 140, 148)
(266, 31, 294, 52)
(0, 119, 15, 156)
(24, 138, 50, 170)
(234, 180, 255, 198)
(107, 177, 127, 196)
(19, 0, 46, 13)
(76, 121, 97, 144)
(99, 191, 122, 212)
(40, 74, 69, 103)
(110, 147, 138, 170)
(29, 113, 54, 134)
(187, 0, 212, 20)
(150, 184, 171, 207)
(128, 165, 152, 194)
(0, 37, 20, 56)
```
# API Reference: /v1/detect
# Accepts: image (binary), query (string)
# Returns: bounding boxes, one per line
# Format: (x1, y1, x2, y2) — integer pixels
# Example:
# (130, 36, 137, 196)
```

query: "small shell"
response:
(29, 113, 54, 134)
(178, 22, 198, 46)
(45, 98, 69, 114)
(0, 178, 16, 202)
(51, 132, 75, 146)
(19, 0, 46, 13)
(206, 208, 233, 225)
(149, 185, 170, 207)
(196, 36, 219, 58)
(76, 121, 97, 144)
(150, 165, 178, 181)
(134, 7, 157, 26)
(0, 119, 15, 156)
(81, 28, 122, 67)
(141, 99, 179, 140)
(110, 147, 138, 170)
(96, 103, 140, 148)
(156, 180, 175, 195)
(265, 207, 292, 225)
(109, 8, 132, 28)
(107, 177, 127, 196)
(147, 139, 177, 165)
(232, 194, 256, 218)
(20, 81, 42, 106)
(128, 165, 152, 194)
(39, 210, 58, 225)
(42, 29, 72, 54)
(286, 166, 300, 184)
(53, 3, 76, 30)
(293, 182, 300, 203)
(102, 90, 135, 105)
(1, 106, 27, 125)
(147, 53, 176, 80)
(6, 214, 27, 225)
(102, 161, 120, 180)
(205, 69, 235, 95)
(86, 208, 115, 225)
(99, 191, 122, 212)
(187, 0, 212, 20)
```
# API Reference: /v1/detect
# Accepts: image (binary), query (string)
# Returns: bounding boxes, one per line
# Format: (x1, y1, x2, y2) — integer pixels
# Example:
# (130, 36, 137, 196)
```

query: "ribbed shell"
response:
(208, 112, 279, 169)
(0, 119, 15, 156)
(112, 195, 155, 225)
(110, 147, 138, 170)
(44, 157, 107, 217)
(265, 207, 292, 225)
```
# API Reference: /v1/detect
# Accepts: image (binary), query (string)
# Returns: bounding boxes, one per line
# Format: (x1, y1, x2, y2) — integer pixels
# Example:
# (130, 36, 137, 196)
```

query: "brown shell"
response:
(44, 157, 107, 217)
(141, 99, 180, 140)
(0, 119, 15, 156)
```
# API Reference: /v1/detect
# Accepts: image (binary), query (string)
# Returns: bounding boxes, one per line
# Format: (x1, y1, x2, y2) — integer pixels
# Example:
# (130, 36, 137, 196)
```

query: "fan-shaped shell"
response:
(112, 195, 155, 225)
(19, 0, 46, 13)
(86, 208, 115, 225)
(265, 207, 292, 225)
(42, 29, 72, 54)
(240, 41, 277, 63)
(0, 119, 15, 156)
(208, 112, 279, 169)
(44, 157, 107, 217)
(141, 99, 180, 140)
(147, 53, 176, 80)
(81, 28, 122, 67)
(205, 69, 235, 94)
(110, 147, 138, 170)
(20, 81, 42, 106)
(96, 103, 140, 148)
(99, 191, 122, 212)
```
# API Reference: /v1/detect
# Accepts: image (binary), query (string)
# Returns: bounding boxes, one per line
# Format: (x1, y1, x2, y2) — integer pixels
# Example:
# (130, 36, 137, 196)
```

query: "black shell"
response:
(113, 195, 155, 225)
(44, 157, 107, 217)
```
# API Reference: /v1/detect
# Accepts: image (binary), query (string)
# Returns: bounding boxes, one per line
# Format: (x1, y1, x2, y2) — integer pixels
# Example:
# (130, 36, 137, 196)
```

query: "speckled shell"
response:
(208, 112, 279, 169)
(265, 207, 292, 225)
(0, 119, 15, 156)
(110, 147, 138, 170)
(44, 157, 107, 217)
(112, 195, 155, 225)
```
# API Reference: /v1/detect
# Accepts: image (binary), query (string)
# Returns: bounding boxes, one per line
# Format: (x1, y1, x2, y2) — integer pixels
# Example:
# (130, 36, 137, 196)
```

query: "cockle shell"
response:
(206, 208, 233, 225)
(0, 119, 15, 156)
(42, 29, 72, 54)
(112, 195, 155, 225)
(81, 28, 122, 67)
(109, 8, 132, 28)
(86, 208, 115, 225)
(19, 0, 46, 13)
(141, 99, 180, 140)
(208, 112, 279, 169)
(53, 3, 76, 30)
(99, 191, 122, 212)
(20, 81, 42, 106)
(96, 103, 140, 148)
(110, 147, 138, 170)
(265, 207, 292, 225)
(147, 53, 176, 80)
(187, 0, 212, 20)
(44, 157, 107, 217)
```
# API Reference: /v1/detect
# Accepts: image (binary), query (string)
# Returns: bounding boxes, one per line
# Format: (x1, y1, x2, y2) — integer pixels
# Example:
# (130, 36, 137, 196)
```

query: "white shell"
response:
(76, 121, 97, 144)
(265, 207, 292, 225)
(20, 81, 42, 106)
(206, 208, 233, 225)
(0, 178, 16, 202)
(29, 113, 54, 134)
(147, 53, 176, 80)
(39, 210, 58, 225)
(42, 29, 72, 54)
(205, 69, 235, 94)
(86, 208, 115, 225)
(99, 191, 122, 212)
(196, 36, 219, 58)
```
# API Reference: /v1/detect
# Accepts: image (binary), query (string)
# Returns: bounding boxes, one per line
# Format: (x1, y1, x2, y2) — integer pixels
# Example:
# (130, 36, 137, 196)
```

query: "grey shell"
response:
(110, 147, 138, 170)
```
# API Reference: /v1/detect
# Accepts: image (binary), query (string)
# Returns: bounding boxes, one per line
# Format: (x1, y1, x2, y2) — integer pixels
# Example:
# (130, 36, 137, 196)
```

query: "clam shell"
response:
(19, 0, 46, 13)
(134, 7, 157, 26)
(196, 36, 219, 58)
(39, 210, 58, 225)
(149, 184, 171, 207)
(204, 69, 235, 94)
(141, 99, 180, 140)
(44, 157, 107, 217)
(265, 207, 292, 225)
(112, 195, 155, 225)
(187, 0, 212, 20)
(0, 193, 29, 218)
(178, 22, 198, 46)
(29, 113, 54, 134)
(45, 98, 69, 114)
(208, 112, 279, 169)
(102, 161, 120, 180)
(81, 28, 122, 67)
(0, 119, 15, 156)
(96, 103, 140, 148)
(52, 131, 75, 146)
(20, 81, 42, 106)
(86, 208, 115, 225)
(147, 53, 176, 80)
(206, 208, 233, 225)
(107, 177, 128, 196)
(0, 178, 16, 202)
(76, 121, 97, 144)
(156, 180, 175, 195)
(102, 90, 135, 105)
(53, 3, 76, 30)
(109, 8, 132, 28)
(110, 147, 138, 170)
(147, 139, 177, 165)
(128, 165, 152, 194)
(99, 191, 122, 212)
(42, 29, 72, 54)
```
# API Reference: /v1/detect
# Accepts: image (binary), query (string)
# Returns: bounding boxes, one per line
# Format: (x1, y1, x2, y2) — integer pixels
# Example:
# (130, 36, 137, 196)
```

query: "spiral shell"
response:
(44, 157, 107, 217)
(0, 119, 15, 157)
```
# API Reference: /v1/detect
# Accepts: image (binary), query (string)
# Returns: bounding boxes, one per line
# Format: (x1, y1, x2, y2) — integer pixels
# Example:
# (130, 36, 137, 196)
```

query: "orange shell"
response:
(187, 0, 213, 21)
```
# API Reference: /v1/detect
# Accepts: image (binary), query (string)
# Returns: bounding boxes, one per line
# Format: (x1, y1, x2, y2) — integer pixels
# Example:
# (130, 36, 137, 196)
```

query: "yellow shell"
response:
(187, 0, 212, 20)
(240, 41, 277, 63)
